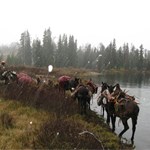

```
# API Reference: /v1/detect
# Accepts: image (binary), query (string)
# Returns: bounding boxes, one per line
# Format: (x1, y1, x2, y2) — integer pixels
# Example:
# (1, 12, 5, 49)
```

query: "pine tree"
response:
(32, 38, 43, 67)
(138, 44, 144, 70)
(43, 28, 54, 66)
(68, 35, 77, 67)
(18, 31, 32, 65)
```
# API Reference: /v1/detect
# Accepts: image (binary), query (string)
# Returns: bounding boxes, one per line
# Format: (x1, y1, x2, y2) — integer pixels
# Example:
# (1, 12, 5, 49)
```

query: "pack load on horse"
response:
(97, 82, 140, 143)
(16, 72, 34, 86)
(86, 78, 98, 94)
(0, 61, 17, 84)
(58, 75, 80, 94)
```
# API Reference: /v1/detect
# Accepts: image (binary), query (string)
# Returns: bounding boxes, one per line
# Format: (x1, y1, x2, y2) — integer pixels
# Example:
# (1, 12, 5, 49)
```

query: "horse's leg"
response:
(5, 78, 9, 84)
(83, 98, 87, 114)
(105, 107, 110, 125)
(131, 116, 138, 142)
(78, 98, 82, 114)
(111, 114, 116, 132)
(100, 103, 105, 116)
(119, 118, 129, 138)
(87, 96, 91, 110)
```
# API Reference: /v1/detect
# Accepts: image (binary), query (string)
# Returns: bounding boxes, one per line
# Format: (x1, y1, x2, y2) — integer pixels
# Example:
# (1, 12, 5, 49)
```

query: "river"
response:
(90, 73, 150, 150)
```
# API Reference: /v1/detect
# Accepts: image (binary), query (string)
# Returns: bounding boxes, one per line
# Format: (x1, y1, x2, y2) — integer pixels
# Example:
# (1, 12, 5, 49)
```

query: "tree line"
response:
(0, 28, 150, 72)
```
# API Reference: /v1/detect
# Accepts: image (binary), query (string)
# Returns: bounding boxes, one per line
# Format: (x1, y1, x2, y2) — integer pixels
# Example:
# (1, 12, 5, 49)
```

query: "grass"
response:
(0, 100, 49, 149)
(0, 99, 122, 149)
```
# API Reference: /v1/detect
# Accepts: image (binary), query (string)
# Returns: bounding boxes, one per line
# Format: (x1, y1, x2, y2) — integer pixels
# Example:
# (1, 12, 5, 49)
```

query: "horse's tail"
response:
(133, 104, 140, 125)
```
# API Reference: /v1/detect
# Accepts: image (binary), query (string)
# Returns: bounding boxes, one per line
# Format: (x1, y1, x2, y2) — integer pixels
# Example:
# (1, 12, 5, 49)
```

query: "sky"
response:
(0, 0, 150, 50)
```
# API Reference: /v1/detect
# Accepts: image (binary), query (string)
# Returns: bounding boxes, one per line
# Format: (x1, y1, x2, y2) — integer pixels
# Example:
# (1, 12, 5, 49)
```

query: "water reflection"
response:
(96, 73, 150, 88)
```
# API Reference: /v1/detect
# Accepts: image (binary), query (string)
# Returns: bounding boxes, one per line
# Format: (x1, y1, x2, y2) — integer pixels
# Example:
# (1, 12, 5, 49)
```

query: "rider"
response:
(0, 61, 6, 75)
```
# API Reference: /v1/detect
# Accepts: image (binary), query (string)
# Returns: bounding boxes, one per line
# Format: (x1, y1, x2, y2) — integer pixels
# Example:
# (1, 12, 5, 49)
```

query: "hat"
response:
(1, 61, 5, 65)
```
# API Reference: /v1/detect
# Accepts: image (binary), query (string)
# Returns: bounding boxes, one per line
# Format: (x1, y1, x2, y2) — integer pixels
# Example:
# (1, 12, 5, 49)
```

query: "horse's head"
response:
(69, 77, 80, 91)
(97, 82, 108, 106)
(100, 82, 108, 93)
(107, 84, 116, 94)
(98, 82, 115, 106)
(74, 77, 80, 87)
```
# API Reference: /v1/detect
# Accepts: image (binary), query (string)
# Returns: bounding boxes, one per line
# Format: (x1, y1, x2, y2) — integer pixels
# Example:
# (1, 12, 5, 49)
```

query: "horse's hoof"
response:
(131, 138, 134, 145)
(112, 128, 115, 132)
(118, 134, 122, 139)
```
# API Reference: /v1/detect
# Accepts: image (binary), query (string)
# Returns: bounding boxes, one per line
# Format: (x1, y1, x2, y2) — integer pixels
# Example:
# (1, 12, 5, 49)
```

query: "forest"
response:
(0, 28, 150, 72)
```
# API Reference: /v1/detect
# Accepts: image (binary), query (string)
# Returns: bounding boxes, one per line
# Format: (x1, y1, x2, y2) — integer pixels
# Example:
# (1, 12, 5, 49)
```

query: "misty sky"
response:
(0, 0, 150, 49)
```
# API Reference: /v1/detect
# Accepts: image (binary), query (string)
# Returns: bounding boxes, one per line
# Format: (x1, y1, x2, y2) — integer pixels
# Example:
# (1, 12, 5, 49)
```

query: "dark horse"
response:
(71, 84, 91, 114)
(97, 82, 139, 143)
(71, 80, 98, 114)
(58, 75, 80, 95)
(97, 82, 116, 120)
(0, 70, 17, 84)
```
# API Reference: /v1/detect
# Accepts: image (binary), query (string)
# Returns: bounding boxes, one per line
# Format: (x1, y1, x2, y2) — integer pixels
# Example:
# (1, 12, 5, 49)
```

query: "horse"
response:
(71, 79, 98, 114)
(0, 70, 17, 84)
(58, 75, 80, 95)
(97, 82, 116, 120)
(97, 82, 140, 143)
(71, 84, 91, 114)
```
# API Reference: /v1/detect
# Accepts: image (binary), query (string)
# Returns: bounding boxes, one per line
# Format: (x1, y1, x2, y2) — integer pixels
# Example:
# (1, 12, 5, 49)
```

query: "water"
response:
(90, 73, 150, 150)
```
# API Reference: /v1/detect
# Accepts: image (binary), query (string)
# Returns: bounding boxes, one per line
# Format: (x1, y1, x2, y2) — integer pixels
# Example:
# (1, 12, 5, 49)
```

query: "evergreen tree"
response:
(62, 34, 68, 67)
(18, 31, 32, 65)
(55, 35, 63, 67)
(6, 54, 20, 65)
(123, 43, 129, 69)
(43, 28, 54, 66)
(77, 46, 84, 68)
(138, 44, 144, 70)
(0, 52, 4, 62)
(97, 43, 105, 71)
(32, 38, 43, 67)
(116, 47, 123, 69)
(111, 39, 117, 68)
(67, 35, 77, 67)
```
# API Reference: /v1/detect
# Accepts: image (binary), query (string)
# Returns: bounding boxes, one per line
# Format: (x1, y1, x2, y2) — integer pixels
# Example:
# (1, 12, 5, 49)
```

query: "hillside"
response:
(0, 66, 133, 149)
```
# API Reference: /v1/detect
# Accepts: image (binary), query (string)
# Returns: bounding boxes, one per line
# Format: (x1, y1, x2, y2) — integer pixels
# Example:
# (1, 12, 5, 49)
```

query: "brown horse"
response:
(97, 82, 140, 143)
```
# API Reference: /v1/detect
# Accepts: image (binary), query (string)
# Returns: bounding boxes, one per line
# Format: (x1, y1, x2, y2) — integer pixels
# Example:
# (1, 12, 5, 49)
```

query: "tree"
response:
(67, 35, 77, 67)
(32, 38, 44, 67)
(111, 39, 117, 68)
(138, 44, 144, 70)
(18, 30, 32, 65)
(43, 28, 54, 66)
(116, 47, 123, 69)
(123, 43, 129, 69)
(55, 35, 62, 67)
